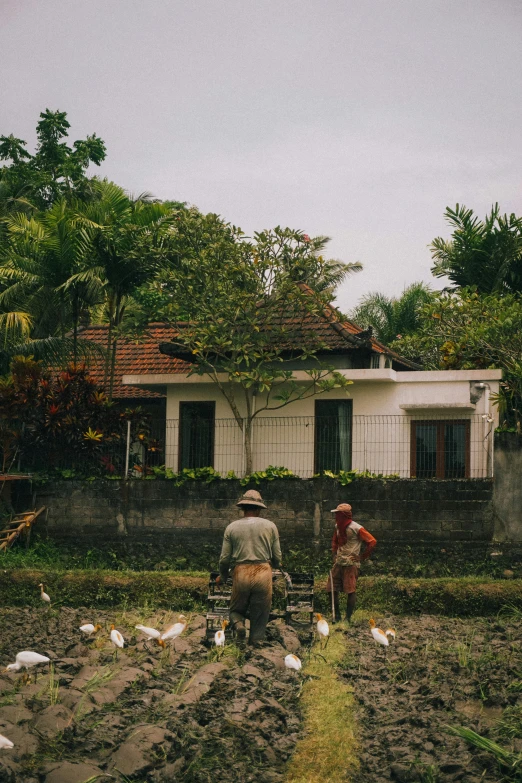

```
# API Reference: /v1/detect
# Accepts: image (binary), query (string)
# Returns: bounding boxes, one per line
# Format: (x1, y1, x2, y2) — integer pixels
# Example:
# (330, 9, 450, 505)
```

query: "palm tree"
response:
(431, 204, 522, 294)
(265, 230, 362, 296)
(73, 180, 174, 396)
(310, 257, 363, 296)
(350, 282, 433, 345)
(0, 199, 99, 364)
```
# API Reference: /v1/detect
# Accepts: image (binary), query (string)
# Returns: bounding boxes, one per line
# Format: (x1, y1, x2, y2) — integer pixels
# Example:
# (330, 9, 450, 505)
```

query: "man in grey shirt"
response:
(218, 489, 282, 646)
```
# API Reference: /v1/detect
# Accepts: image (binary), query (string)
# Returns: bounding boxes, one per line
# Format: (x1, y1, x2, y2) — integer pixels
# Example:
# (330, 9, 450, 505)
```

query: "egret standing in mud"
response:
(161, 615, 187, 642)
(369, 619, 396, 658)
(110, 625, 125, 660)
(315, 613, 330, 648)
(214, 619, 229, 657)
(0, 733, 13, 749)
(79, 623, 102, 637)
(5, 651, 50, 683)
(38, 583, 51, 605)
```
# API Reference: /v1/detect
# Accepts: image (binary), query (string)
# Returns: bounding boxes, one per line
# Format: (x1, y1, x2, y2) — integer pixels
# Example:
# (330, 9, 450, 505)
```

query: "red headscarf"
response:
(335, 504, 353, 546)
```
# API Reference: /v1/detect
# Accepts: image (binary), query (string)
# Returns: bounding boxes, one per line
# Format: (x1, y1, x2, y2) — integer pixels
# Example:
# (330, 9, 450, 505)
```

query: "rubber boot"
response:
(346, 593, 356, 624)
(233, 620, 247, 645)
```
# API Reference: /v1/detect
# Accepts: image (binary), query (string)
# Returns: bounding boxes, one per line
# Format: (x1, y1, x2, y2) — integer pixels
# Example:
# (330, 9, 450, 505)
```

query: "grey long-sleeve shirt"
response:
(219, 516, 282, 580)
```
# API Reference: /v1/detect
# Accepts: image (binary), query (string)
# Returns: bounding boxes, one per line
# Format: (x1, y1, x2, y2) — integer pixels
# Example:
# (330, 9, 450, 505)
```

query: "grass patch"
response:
(285, 626, 358, 783)
(2, 570, 522, 614)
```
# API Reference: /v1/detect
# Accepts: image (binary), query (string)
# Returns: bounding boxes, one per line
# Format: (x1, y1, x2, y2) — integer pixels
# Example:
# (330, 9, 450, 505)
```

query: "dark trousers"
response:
(230, 562, 272, 644)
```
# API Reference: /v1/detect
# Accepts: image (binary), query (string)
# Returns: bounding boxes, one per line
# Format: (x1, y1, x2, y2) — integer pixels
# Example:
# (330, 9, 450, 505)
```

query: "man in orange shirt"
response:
(326, 503, 376, 623)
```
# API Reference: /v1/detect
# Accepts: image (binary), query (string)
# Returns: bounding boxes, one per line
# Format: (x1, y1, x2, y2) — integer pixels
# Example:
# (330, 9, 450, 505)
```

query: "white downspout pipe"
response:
(476, 383, 493, 477)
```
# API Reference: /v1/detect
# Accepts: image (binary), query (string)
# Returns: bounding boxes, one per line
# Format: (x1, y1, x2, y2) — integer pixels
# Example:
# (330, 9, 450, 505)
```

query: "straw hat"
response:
(236, 489, 267, 509)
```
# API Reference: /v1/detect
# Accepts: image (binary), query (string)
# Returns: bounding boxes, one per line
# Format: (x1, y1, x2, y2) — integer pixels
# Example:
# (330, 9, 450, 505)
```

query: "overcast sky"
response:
(2, 0, 521, 311)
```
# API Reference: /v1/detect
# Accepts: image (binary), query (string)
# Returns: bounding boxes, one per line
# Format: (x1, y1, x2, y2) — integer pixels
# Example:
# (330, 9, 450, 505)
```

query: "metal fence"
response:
(161, 414, 493, 479)
(15, 414, 493, 479)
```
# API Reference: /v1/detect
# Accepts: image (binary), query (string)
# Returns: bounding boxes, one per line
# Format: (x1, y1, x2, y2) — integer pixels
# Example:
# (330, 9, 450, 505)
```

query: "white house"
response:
(77, 292, 501, 480)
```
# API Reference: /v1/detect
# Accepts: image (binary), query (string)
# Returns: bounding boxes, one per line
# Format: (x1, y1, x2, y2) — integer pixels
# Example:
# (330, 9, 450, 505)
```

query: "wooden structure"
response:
(0, 507, 45, 552)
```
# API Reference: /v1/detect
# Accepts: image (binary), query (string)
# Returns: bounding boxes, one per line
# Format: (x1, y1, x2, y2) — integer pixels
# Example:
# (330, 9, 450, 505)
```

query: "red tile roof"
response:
(77, 324, 189, 399)
(77, 292, 419, 400)
(295, 284, 416, 365)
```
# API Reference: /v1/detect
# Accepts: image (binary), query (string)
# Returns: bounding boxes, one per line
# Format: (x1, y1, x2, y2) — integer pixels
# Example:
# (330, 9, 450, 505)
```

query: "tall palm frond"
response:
(314, 260, 363, 295)
(350, 282, 433, 344)
(431, 204, 522, 294)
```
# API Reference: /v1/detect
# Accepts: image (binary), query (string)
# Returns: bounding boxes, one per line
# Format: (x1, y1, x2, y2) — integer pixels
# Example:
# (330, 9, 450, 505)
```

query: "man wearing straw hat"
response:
(217, 489, 282, 646)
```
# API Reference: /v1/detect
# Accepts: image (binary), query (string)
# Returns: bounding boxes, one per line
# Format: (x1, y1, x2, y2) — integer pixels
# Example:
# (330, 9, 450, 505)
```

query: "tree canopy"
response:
(0, 109, 106, 212)
(390, 289, 522, 430)
(156, 225, 353, 471)
(430, 204, 522, 295)
(350, 282, 433, 344)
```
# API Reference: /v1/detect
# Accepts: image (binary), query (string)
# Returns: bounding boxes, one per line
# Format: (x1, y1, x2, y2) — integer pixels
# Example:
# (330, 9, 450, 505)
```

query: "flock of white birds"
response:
(0, 587, 395, 751)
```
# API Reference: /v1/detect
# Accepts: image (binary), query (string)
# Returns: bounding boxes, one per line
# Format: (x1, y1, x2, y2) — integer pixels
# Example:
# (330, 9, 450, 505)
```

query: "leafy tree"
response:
(0, 109, 106, 212)
(159, 225, 353, 473)
(431, 204, 522, 295)
(268, 231, 362, 295)
(350, 282, 433, 344)
(390, 289, 522, 430)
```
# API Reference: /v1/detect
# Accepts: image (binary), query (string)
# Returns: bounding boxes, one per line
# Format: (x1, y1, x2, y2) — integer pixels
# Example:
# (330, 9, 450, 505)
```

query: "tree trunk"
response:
(103, 318, 113, 392)
(109, 295, 125, 401)
(108, 338, 117, 401)
(72, 292, 78, 368)
(244, 417, 253, 475)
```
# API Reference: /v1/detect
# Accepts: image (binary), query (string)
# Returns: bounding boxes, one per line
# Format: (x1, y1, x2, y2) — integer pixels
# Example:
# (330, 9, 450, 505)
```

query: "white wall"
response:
(156, 370, 501, 477)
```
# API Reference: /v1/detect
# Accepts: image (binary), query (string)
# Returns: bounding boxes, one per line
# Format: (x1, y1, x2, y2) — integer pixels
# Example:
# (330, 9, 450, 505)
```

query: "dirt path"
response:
(342, 613, 522, 782)
(0, 607, 304, 782)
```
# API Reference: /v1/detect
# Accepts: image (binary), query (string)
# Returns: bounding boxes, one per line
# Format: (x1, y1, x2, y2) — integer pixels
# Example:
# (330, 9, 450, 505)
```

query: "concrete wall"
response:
(16, 477, 494, 550)
(493, 433, 522, 542)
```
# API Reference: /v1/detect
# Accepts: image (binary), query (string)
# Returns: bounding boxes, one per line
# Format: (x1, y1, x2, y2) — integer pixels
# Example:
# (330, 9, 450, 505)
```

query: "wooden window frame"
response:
(410, 419, 470, 479)
(178, 401, 216, 470)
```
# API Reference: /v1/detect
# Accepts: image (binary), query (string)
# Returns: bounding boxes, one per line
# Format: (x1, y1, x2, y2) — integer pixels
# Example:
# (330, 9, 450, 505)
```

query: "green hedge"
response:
(2, 570, 522, 615)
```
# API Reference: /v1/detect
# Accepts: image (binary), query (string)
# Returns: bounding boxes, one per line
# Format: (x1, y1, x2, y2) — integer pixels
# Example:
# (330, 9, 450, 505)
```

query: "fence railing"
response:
(16, 414, 493, 479)
(162, 414, 492, 479)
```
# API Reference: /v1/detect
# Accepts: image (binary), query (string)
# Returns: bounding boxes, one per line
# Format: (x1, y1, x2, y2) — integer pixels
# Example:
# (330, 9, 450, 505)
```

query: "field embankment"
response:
(2, 570, 522, 615)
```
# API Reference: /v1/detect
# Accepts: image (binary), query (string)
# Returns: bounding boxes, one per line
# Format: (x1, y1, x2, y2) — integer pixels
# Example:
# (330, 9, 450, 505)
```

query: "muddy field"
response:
(344, 613, 522, 782)
(0, 607, 303, 783)
(2, 608, 522, 783)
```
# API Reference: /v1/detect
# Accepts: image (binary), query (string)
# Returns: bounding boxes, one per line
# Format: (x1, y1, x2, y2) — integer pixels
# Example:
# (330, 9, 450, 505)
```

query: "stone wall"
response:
(14, 477, 494, 550)
(493, 433, 522, 542)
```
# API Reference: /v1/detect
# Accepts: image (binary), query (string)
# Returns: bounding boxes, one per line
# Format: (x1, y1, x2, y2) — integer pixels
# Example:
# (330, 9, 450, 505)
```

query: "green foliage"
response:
(431, 203, 522, 295)
(0, 357, 153, 475)
(151, 465, 228, 485)
(317, 468, 399, 484)
(0, 568, 206, 610)
(447, 725, 522, 778)
(0, 109, 106, 211)
(157, 225, 354, 472)
(240, 465, 299, 486)
(391, 288, 522, 429)
(350, 282, 433, 344)
(0, 198, 103, 364)
(1, 568, 522, 615)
